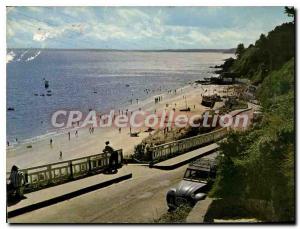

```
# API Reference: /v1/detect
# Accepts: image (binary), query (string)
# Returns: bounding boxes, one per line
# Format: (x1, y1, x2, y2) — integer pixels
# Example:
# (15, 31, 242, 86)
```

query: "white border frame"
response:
(1, 1, 298, 228)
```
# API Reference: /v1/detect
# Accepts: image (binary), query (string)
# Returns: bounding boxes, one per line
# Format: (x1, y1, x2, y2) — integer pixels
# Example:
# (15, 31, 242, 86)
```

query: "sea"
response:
(7, 49, 233, 143)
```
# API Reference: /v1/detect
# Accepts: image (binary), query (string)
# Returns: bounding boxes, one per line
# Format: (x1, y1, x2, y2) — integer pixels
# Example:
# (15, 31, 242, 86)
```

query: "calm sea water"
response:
(7, 49, 233, 142)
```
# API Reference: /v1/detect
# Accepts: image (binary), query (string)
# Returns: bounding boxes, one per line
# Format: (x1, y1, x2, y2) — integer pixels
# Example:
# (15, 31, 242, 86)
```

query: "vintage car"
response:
(166, 156, 217, 210)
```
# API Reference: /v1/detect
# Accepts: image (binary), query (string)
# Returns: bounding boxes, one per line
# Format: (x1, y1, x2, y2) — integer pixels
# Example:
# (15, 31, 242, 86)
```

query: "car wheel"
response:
(167, 195, 177, 211)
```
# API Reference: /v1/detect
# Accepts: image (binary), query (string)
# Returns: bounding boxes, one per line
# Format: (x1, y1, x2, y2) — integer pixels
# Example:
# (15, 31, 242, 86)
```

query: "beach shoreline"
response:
(6, 82, 231, 171)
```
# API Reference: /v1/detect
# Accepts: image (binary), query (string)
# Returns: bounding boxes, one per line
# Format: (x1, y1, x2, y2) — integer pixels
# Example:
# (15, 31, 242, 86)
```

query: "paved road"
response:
(9, 164, 188, 223)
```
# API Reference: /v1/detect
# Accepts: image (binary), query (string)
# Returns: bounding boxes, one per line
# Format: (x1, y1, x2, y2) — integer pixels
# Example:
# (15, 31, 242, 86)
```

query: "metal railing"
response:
(7, 149, 123, 192)
(150, 128, 228, 161)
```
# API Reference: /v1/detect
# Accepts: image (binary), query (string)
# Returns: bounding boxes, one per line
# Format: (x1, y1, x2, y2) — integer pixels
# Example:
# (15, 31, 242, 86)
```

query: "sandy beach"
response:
(6, 83, 231, 170)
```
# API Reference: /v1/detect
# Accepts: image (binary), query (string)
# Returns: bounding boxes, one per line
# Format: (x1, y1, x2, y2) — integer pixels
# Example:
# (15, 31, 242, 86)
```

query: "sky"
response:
(6, 6, 292, 50)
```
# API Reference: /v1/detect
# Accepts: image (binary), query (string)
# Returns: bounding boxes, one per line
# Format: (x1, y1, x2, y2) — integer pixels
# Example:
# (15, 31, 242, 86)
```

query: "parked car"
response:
(166, 156, 218, 210)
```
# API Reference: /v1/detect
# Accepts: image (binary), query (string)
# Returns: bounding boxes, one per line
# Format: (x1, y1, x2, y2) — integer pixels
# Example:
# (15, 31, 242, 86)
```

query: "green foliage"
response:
(284, 7, 295, 18)
(257, 58, 294, 108)
(230, 22, 294, 84)
(153, 205, 192, 223)
(235, 43, 245, 59)
(209, 7, 295, 222)
(215, 57, 235, 75)
(210, 59, 295, 221)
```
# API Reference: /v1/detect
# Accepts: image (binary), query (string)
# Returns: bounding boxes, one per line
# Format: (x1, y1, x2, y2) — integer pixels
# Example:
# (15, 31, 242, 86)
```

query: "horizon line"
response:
(7, 48, 236, 52)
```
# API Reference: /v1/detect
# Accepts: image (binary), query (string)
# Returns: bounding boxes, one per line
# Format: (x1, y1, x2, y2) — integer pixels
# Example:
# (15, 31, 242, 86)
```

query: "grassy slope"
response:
(210, 48, 294, 221)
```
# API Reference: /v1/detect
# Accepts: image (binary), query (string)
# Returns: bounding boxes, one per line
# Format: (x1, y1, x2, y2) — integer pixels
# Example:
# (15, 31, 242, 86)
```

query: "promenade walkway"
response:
(8, 141, 220, 220)
(7, 168, 132, 218)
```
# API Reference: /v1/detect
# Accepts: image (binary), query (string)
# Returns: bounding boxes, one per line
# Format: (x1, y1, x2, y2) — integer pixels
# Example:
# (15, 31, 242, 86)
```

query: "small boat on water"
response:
(44, 80, 49, 89)
(46, 93, 52, 96)
(7, 107, 15, 111)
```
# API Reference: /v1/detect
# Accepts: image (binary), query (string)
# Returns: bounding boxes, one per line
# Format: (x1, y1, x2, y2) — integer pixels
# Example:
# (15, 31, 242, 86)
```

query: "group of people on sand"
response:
(154, 96, 163, 104)
(167, 89, 177, 94)
(89, 126, 95, 134)
(48, 138, 64, 160)
(49, 129, 81, 159)
(7, 138, 19, 147)
(48, 133, 119, 169)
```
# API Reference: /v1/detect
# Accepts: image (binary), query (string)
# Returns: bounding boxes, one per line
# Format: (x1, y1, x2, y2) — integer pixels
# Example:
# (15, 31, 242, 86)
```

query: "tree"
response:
(284, 7, 295, 18)
(235, 43, 245, 59)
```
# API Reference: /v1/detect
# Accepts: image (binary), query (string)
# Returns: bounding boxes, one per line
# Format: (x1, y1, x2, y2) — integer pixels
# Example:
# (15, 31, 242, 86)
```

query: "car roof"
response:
(187, 165, 211, 172)
(187, 158, 217, 171)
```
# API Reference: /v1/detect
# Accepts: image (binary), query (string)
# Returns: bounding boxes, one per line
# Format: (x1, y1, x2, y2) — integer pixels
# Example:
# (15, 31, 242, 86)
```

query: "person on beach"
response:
(59, 151, 62, 160)
(68, 132, 70, 140)
(7, 141, 9, 147)
(119, 127, 121, 134)
(50, 138, 53, 147)
(75, 130, 78, 137)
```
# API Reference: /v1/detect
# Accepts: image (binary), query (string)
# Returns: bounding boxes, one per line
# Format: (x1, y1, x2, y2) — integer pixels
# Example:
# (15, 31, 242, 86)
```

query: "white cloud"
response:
(26, 7, 43, 13)
(188, 30, 211, 44)
(6, 7, 291, 49)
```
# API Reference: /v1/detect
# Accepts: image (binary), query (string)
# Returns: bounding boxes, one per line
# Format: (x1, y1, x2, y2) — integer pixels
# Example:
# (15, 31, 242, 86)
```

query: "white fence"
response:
(150, 128, 227, 161)
(7, 149, 123, 192)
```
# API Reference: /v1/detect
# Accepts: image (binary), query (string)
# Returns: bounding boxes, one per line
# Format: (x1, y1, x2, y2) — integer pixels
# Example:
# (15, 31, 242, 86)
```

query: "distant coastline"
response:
(7, 48, 236, 53)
